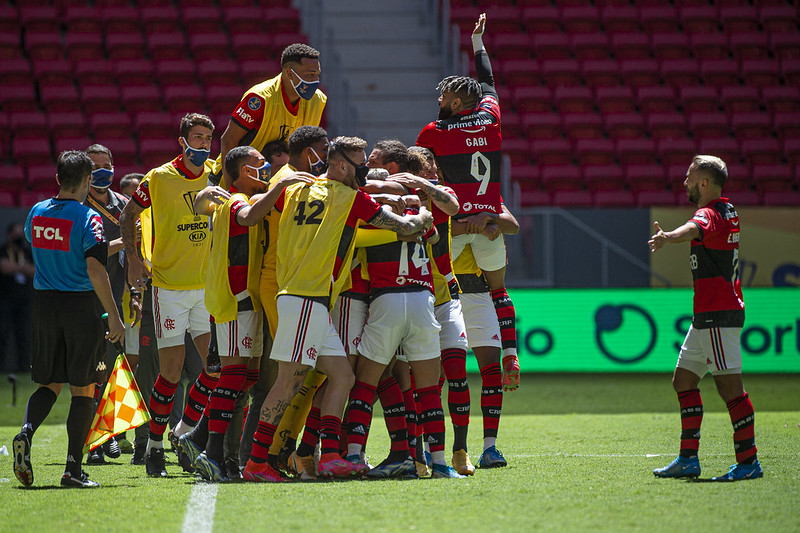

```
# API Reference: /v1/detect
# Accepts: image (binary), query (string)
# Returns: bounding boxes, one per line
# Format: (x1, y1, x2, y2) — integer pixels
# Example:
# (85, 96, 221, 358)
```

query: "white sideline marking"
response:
(182, 483, 218, 533)
(511, 453, 730, 458)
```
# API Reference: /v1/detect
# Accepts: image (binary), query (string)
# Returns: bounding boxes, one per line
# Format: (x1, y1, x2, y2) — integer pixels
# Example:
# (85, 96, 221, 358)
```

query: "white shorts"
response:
(451, 232, 507, 272)
(677, 325, 743, 377)
(358, 291, 441, 366)
(152, 287, 210, 348)
(271, 295, 346, 367)
(125, 321, 140, 355)
(215, 310, 263, 359)
(460, 292, 502, 349)
(435, 298, 468, 351)
(332, 295, 368, 355)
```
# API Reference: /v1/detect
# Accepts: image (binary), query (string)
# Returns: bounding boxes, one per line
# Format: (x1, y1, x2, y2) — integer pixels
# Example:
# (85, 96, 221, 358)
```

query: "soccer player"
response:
(212, 43, 326, 188)
(188, 146, 314, 481)
(649, 155, 763, 482)
(242, 136, 432, 482)
(417, 14, 520, 393)
(120, 113, 217, 477)
(13, 150, 125, 488)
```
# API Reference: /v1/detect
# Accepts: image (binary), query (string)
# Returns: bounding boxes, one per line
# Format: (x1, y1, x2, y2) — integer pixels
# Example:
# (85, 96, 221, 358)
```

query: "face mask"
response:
(332, 145, 369, 187)
(245, 161, 271, 182)
(290, 69, 319, 100)
(307, 147, 327, 176)
(91, 167, 114, 189)
(182, 138, 210, 166)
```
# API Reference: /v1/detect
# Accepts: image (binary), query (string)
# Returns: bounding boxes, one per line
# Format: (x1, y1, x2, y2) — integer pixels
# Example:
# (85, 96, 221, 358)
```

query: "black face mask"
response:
(331, 144, 370, 186)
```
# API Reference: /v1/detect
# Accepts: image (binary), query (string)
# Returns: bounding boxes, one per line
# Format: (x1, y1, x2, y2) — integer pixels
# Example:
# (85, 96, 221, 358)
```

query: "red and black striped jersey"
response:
(687, 197, 744, 328)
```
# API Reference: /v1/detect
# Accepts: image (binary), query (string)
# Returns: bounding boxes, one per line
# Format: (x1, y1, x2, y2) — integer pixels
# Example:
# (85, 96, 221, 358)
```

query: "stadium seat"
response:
(163, 84, 206, 114)
(761, 86, 800, 114)
(531, 139, 573, 166)
(20, 190, 59, 208)
(147, 33, 187, 61)
(581, 59, 621, 88)
(62, 6, 103, 34)
(493, 34, 533, 60)
(660, 59, 701, 89)
(0, 190, 17, 207)
(140, 138, 178, 169)
(541, 59, 582, 88)
(651, 32, 690, 60)
(520, 112, 562, 140)
(74, 59, 116, 88)
(620, 59, 661, 88)
(688, 112, 730, 139)
(222, 6, 263, 34)
(637, 189, 680, 207)
(40, 84, 81, 112)
(501, 59, 540, 89)
(561, 6, 601, 34)
(647, 113, 687, 140)
(0, 33, 22, 61)
(0, 84, 38, 113)
(584, 164, 626, 192)
(625, 163, 666, 193)
(532, 33, 570, 60)
(231, 33, 272, 61)
(740, 138, 782, 165)
(730, 32, 770, 61)
(513, 86, 553, 114)
(617, 138, 656, 165)
(611, 33, 650, 60)
(0, 58, 33, 85)
(719, 5, 759, 33)
(197, 60, 240, 86)
(101, 7, 142, 34)
(701, 59, 741, 88)
(680, 6, 719, 34)
(521, 6, 561, 33)
(697, 137, 741, 165)
(763, 190, 800, 207)
(720, 163, 751, 192)
(103, 138, 138, 166)
(24, 31, 62, 61)
(752, 164, 793, 192)
(0, 164, 25, 193)
(239, 59, 280, 88)
(720, 86, 760, 113)
(121, 85, 164, 113)
(26, 164, 57, 189)
(271, 32, 309, 52)
(55, 136, 94, 156)
(106, 32, 147, 60)
(679, 86, 719, 113)
(0, 6, 18, 34)
(501, 113, 523, 139)
(783, 139, 800, 166)
(552, 189, 593, 207)
(140, 5, 181, 34)
(14, 138, 52, 168)
(90, 112, 133, 140)
(604, 112, 646, 140)
(511, 166, 541, 192)
(9, 113, 47, 141)
(182, 5, 222, 34)
(18, 6, 60, 33)
(689, 32, 729, 60)
(760, 5, 798, 33)
(600, 5, 640, 33)
(554, 86, 593, 113)
(541, 165, 583, 192)
(637, 86, 675, 114)
(478, 5, 522, 34)
(31, 58, 72, 85)
(658, 137, 697, 166)
(731, 112, 773, 140)
(114, 59, 155, 86)
(134, 111, 176, 140)
(65, 31, 103, 62)
(594, 190, 636, 207)
(564, 112, 604, 140)
(595, 86, 635, 113)
(771, 32, 800, 61)
(571, 33, 610, 61)
(741, 59, 782, 88)
(640, 6, 680, 34)
(774, 112, 800, 142)
(48, 112, 87, 139)
(781, 58, 800, 86)
(189, 32, 232, 61)
(502, 138, 532, 167)
(80, 84, 122, 114)
(155, 59, 197, 86)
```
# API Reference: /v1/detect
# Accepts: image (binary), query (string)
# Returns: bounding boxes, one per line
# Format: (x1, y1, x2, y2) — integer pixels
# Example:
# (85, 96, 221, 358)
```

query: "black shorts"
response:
(31, 290, 105, 387)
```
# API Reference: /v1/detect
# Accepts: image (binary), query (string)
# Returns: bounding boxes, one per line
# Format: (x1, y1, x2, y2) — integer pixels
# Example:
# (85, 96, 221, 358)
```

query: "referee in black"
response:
(12, 150, 125, 488)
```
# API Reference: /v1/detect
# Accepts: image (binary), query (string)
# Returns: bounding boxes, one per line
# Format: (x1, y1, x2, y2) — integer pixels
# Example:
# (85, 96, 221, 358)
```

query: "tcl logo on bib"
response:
(32, 216, 72, 251)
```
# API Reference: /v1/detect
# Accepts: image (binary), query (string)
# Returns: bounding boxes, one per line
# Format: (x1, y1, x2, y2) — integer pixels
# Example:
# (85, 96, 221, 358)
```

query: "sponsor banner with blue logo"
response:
(465, 288, 800, 373)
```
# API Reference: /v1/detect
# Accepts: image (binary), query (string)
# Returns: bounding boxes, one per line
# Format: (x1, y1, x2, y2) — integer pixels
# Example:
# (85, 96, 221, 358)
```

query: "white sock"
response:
(483, 437, 496, 451)
(146, 438, 163, 454)
(172, 420, 194, 438)
(431, 450, 446, 466)
(347, 443, 362, 458)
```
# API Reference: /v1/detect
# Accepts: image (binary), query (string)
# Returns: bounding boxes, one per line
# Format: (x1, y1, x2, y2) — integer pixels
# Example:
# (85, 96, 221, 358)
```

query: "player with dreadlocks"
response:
(417, 14, 521, 399)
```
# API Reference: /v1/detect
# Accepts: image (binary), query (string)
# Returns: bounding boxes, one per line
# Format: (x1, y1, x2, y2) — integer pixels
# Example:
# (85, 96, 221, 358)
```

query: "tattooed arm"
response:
(368, 205, 433, 236)
(120, 200, 148, 291)
(387, 172, 459, 216)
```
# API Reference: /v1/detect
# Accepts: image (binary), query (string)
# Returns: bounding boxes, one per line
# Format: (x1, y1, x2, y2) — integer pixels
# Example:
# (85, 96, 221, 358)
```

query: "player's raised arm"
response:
(369, 204, 433, 236)
(472, 13, 496, 97)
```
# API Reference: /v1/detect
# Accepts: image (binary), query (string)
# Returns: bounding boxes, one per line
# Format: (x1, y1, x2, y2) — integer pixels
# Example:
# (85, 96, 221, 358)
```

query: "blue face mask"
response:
(307, 147, 327, 176)
(91, 167, 114, 189)
(246, 161, 271, 182)
(182, 138, 210, 167)
(290, 69, 319, 100)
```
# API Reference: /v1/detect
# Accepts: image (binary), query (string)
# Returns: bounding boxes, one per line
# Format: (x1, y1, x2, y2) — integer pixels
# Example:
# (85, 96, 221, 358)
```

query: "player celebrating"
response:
(120, 113, 217, 477)
(416, 14, 520, 393)
(649, 155, 762, 482)
(242, 136, 433, 482)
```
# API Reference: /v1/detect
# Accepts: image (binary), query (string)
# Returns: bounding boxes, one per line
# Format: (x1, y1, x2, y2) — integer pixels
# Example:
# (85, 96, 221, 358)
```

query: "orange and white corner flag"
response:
(84, 353, 150, 453)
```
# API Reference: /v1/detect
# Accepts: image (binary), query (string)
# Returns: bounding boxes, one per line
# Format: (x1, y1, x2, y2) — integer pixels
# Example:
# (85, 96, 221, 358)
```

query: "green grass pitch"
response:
(1, 373, 798, 533)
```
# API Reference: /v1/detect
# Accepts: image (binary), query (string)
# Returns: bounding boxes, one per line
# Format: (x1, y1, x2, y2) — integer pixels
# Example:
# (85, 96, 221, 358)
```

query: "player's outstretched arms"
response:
(370, 205, 433, 236)
(648, 221, 701, 252)
(193, 186, 232, 216)
(237, 172, 316, 225)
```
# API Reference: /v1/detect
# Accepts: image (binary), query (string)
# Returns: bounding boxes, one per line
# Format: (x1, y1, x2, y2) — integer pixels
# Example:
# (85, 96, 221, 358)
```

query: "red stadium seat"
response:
(680, 86, 719, 113)
(581, 59, 621, 88)
(636, 85, 676, 113)
(520, 112, 561, 140)
(651, 32, 690, 60)
(626, 163, 666, 193)
(163, 84, 206, 114)
(760, 5, 799, 33)
(114, 59, 155, 86)
(223, 6, 263, 34)
(55, 136, 94, 156)
(720, 86, 759, 113)
(781, 58, 800, 86)
(741, 138, 782, 165)
(101, 7, 142, 34)
(197, 60, 240, 86)
(502, 138, 532, 167)
(32, 58, 72, 85)
(501, 59, 540, 89)
(26, 164, 57, 189)
(41, 84, 81, 112)
(272, 33, 309, 52)
(493, 34, 533, 60)
(660, 59, 701, 89)
(20, 190, 59, 208)
(531, 139, 572, 166)
(720, 163, 751, 192)
(0, 6, 19, 34)
(604, 112, 646, 140)
(14, 138, 53, 168)
(563, 112, 604, 140)
(611, 33, 650, 60)
(65, 31, 103, 62)
(231, 33, 273, 62)
(752, 164, 793, 192)
(207, 84, 246, 114)
(730, 32, 770, 61)
(541, 59, 582, 88)
(561, 6, 601, 34)
(576, 138, 616, 166)
(511, 166, 541, 191)
(782, 139, 800, 166)
(182, 5, 223, 34)
(103, 138, 139, 166)
(584, 164, 625, 191)
(601, 6, 640, 33)
(762, 86, 800, 114)
(521, 7, 561, 33)
(594, 190, 636, 207)
(121, 86, 164, 113)
(501, 113, 523, 139)
(763, 190, 800, 207)
(18, 6, 60, 33)
(541, 165, 583, 192)
(688, 112, 730, 139)
(140, 5, 181, 34)
(0, 33, 22, 61)
(147, 33, 187, 61)
(479, 6, 522, 34)
(140, 138, 178, 169)
(637, 189, 681, 207)
(620, 59, 660, 88)
(647, 113, 687, 140)
(697, 137, 741, 165)
(553, 189, 593, 207)
(719, 5, 759, 33)
(239, 59, 280, 88)
(771, 32, 800, 61)
(0, 84, 38, 113)
(0, 190, 18, 207)
(658, 137, 697, 166)
(189, 32, 232, 61)
(571, 33, 610, 61)
(134, 112, 176, 139)
(741, 59, 782, 88)
(73, 60, 115, 88)
(700, 59, 741, 88)
(106, 32, 147, 60)
(155, 59, 197, 86)
(532, 33, 570, 60)
(9, 113, 47, 140)
(0, 58, 33, 85)
(689, 32, 729, 60)
(640, 6, 680, 34)
(24, 31, 62, 61)
(63, 6, 106, 34)
(48, 112, 87, 139)
(774, 112, 800, 142)
(554, 86, 593, 113)
(595, 86, 635, 113)
(513, 86, 553, 114)
(617, 138, 656, 165)
(731, 112, 773, 140)
(80, 84, 122, 114)
(680, 6, 719, 34)
(90, 112, 133, 140)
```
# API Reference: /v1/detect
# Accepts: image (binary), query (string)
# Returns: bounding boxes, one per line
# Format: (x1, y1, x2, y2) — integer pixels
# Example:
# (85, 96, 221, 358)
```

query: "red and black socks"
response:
(727, 392, 757, 464)
(678, 389, 703, 458)
(377, 377, 409, 461)
(206, 365, 247, 464)
(345, 381, 376, 457)
(148, 375, 179, 448)
(250, 421, 276, 464)
(297, 406, 321, 457)
(181, 368, 219, 431)
(480, 363, 503, 449)
(442, 348, 470, 451)
(417, 385, 446, 463)
(490, 288, 517, 357)
(319, 415, 343, 456)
